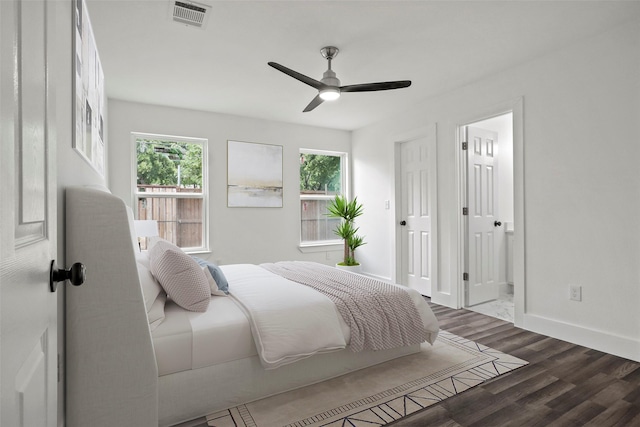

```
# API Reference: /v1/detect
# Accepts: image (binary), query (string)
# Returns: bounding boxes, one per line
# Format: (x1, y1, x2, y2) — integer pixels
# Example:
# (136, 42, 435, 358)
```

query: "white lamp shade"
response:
(134, 220, 159, 238)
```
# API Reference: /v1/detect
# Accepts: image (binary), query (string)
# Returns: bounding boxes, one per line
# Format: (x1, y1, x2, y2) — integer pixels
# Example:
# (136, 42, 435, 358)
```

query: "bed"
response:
(65, 186, 439, 427)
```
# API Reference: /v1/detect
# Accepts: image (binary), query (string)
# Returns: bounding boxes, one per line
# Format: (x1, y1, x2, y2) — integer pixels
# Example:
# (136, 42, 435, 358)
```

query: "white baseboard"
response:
(361, 271, 392, 284)
(522, 313, 640, 362)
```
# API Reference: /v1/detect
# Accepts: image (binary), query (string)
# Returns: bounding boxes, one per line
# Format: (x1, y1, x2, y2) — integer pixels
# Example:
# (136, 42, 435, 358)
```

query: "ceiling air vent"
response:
(171, 1, 211, 29)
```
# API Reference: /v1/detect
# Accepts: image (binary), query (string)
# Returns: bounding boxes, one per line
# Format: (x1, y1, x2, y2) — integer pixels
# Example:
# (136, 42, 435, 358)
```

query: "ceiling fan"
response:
(268, 46, 411, 112)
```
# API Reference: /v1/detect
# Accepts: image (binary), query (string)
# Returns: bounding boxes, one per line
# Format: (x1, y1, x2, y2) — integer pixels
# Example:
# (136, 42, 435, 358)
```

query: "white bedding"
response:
(261, 261, 437, 351)
(152, 296, 257, 376)
(225, 264, 348, 369)
(152, 263, 439, 374)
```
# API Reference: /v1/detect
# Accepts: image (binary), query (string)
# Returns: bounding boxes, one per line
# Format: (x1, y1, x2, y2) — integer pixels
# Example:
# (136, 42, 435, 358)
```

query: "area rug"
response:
(205, 330, 527, 427)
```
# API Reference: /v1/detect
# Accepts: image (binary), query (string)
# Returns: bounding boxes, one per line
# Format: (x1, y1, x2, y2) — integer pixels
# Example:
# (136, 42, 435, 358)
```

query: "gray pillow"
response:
(149, 239, 210, 312)
(192, 257, 229, 294)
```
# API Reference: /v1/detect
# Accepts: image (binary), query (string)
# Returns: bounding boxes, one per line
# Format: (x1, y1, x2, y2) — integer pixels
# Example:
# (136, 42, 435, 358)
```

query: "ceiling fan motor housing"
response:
(321, 69, 340, 87)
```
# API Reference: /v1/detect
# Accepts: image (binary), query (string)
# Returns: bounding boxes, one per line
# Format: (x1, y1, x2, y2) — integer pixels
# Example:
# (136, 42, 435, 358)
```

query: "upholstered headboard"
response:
(65, 186, 158, 427)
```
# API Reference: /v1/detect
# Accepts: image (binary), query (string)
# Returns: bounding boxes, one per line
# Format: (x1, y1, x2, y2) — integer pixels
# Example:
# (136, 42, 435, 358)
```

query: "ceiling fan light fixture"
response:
(319, 88, 340, 101)
(268, 45, 411, 112)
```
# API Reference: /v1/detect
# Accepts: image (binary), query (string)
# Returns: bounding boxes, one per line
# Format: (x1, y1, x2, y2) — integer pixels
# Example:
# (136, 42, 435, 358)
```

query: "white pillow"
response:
(137, 263, 163, 312)
(136, 258, 166, 330)
(135, 251, 151, 269)
(149, 239, 210, 312)
(148, 236, 163, 251)
(202, 266, 227, 297)
(148, 293, 166, 331)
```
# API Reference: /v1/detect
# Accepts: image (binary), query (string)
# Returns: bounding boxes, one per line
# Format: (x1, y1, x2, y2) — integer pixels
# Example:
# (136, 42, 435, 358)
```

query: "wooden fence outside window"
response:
(137, 185, 202, 249)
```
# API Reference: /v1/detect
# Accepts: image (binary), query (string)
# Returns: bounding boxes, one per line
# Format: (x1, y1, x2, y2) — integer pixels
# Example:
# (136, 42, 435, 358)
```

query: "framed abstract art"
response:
(227, 140, 283, 208)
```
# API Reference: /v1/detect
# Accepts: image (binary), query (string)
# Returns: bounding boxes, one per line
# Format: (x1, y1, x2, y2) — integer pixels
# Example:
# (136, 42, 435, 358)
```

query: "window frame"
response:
(299, 148, 349, 248)
(131, 132, 209, 253)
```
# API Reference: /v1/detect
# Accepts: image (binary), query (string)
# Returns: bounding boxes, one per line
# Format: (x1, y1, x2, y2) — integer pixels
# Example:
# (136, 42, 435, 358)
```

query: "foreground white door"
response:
(465, 126, 500, 306)
(400, 135, 437, 296)
(1, 1, 58, 425)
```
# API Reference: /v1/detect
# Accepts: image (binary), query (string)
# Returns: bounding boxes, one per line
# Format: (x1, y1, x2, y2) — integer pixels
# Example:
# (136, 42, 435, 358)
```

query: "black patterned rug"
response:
(206, 330, 527, 427)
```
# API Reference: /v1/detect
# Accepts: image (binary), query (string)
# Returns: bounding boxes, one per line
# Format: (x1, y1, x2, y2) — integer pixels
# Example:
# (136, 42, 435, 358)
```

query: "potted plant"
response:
(327, 195, 366, 271)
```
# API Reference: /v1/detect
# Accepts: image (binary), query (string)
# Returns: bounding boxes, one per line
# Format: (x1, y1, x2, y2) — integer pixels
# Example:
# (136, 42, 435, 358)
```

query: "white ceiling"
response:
(85, 0, 640, 131)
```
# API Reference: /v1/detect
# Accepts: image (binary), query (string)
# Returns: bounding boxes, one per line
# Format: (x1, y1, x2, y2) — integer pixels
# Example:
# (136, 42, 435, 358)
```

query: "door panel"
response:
(466, 126, 499, 306)
(1, 1, 58, 426)
(400, 135, 437, 296)
(407, 230, 415, 275)
(420, 231, 430, 280)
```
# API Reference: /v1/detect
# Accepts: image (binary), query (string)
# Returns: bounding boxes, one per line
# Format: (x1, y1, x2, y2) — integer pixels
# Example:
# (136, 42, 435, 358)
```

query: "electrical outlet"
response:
(569, 285, 582, 301)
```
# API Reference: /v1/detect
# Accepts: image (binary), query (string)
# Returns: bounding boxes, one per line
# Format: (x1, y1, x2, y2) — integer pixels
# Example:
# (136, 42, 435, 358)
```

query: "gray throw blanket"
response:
(260, 261, 429, 352)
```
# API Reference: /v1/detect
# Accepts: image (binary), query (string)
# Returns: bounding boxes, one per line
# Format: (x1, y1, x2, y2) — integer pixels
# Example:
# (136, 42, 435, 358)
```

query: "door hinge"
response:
(462, 207, 468, 215)
(463, 272, 469, 281)
(57, 353, 61, 382)
(462, 141, 468, 150)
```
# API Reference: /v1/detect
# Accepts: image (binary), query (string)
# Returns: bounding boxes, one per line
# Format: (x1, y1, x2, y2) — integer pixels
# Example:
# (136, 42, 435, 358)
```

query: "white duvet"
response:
(223, 264, 439, 370)
(224, 264, 347, 369)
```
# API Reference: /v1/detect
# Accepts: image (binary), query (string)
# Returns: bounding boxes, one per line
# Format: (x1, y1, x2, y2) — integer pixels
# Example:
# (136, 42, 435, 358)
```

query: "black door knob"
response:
(494, 221, 502, 227)
(50, 260, 86, 292)
(400, 220, 407, 226)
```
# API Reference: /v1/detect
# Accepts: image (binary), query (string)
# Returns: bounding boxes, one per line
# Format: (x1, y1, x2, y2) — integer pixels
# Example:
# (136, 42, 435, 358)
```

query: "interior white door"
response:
(465, 126, 500, 306)
(400, 135, 437, 296)
(1, 1, 58, 425)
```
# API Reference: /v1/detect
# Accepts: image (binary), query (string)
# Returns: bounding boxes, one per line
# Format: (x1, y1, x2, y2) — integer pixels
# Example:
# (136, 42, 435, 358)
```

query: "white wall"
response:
(352, 20, 640, 361)
(108, 100, 351, 266)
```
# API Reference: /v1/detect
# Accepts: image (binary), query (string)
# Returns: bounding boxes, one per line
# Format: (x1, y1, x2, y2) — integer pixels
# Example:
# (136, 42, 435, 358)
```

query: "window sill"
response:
(184, 249, 211, 255)
(298, 243, 343, 254)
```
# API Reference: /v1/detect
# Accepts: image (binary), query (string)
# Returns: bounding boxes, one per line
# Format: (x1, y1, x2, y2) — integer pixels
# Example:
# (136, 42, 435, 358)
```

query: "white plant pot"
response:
(335, 263, 362, 273)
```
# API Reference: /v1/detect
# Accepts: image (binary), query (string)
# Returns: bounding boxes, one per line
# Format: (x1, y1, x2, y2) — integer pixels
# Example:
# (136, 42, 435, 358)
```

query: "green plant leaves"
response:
(326, 195, 366, 265)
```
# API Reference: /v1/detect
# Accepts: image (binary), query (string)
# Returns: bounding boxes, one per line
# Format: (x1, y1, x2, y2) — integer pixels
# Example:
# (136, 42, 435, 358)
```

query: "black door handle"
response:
(494, 221, 502, 227)
(50, 260, 86, 292)
(400, 220, 407, 226)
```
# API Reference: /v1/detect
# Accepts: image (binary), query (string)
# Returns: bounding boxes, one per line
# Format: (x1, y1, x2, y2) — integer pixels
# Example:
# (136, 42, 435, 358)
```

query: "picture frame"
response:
(227, 140, 283, 208)
(73, 0, 105, 177)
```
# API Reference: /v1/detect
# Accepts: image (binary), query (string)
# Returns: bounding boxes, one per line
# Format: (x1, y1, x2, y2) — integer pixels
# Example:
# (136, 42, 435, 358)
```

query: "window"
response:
(133, 133, 208, 252)
(299, 150, 347, 245)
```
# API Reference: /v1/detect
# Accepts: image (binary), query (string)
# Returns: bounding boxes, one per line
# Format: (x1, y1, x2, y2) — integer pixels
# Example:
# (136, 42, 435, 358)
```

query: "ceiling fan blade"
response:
(340, 80, 412, 93)
(268, 62, 324, 90)
(303, 94, 324, 112)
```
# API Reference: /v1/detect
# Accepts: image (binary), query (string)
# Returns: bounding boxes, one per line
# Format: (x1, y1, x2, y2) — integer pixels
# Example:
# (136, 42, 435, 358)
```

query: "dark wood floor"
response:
(175, 302, 640, 427)
(390, 302, 640, 427)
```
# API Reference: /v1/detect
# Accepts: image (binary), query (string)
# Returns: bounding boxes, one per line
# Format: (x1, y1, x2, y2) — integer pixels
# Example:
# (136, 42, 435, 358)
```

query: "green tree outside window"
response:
(300, 153, 341, 194)
(136, 139, 202, 188)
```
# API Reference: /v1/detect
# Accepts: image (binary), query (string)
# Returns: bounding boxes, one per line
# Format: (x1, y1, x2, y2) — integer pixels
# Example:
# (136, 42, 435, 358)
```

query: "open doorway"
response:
(461, 112, 514, 322)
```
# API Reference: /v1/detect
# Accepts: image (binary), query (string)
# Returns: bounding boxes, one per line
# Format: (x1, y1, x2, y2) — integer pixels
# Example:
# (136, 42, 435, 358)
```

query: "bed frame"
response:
(65, 186, 419, 427)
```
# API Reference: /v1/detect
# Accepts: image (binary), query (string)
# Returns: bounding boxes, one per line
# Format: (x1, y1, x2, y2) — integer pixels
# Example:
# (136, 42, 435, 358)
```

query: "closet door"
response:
(399, 130, 437, 297)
